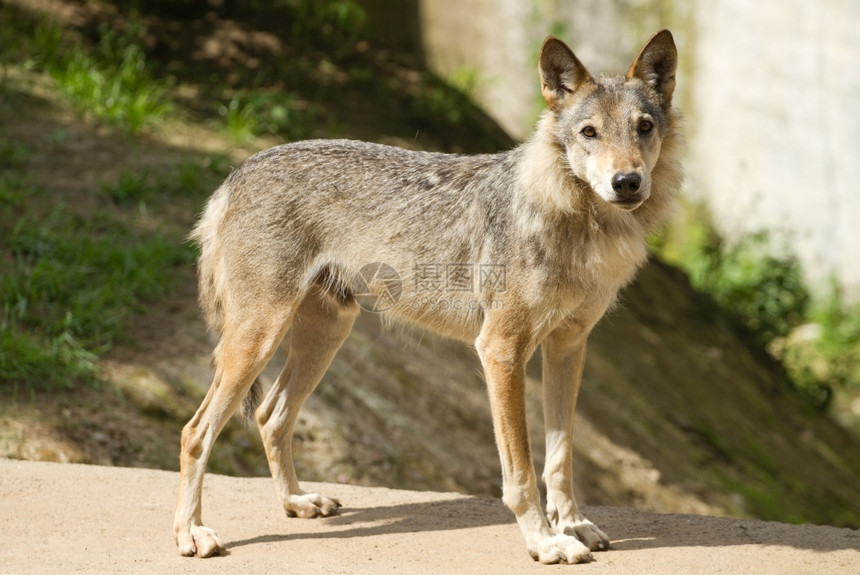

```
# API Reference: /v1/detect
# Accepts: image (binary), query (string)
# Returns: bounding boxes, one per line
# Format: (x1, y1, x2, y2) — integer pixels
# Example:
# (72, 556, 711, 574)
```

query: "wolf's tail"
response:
(189, 184, 262, 421)
(240, 378, 263, 421)
(189, 184, 230, 335)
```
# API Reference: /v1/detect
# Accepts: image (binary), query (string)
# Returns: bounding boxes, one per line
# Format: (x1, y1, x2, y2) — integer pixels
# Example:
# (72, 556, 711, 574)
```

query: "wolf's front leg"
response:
(476, 324, 594, 565)
(540, 326, 610, 552)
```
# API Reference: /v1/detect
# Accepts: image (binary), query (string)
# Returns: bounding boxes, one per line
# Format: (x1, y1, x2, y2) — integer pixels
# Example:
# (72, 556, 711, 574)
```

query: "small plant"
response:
(693, 230, 810, 345)
(661, 204, 860, 413)
(174, 160, 203, 195)
(777, 285, 860, 409)
(416, 75, 477, 128)
(0, 174, 32, 211)
(30, 18, 63, 68)
(102, 162, 211, 206)
(0, 140, 30, 169)
(289, 0, 367, 43)
(103, 170, 156, 205)
(447, 67, 480, 97)
(0, 323, 98, 390)
(218, 91, 306, 142)
(30, 18, 171, 133)
(219, 97, 262, 143)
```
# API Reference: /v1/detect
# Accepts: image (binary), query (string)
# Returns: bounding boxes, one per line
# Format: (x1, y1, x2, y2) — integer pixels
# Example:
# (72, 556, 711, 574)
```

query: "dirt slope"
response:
(0, 458, 857, 575)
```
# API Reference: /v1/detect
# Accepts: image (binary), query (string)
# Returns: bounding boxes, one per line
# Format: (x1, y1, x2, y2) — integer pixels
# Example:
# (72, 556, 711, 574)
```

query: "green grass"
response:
(0, 140, 31, 169)
(5, 212, 188, 344)
(689, 229, 810, 345)
(103, 170, 156, 206)
(779, 285, 860, 407)
(287, 0, 368, 44)
(102, 159, 221, 206)
(29, 19, 171, 133)
(0, 323, 98, 390)
(0, 174, 30, 211)
(0, 207, 192, 388)
(0, 146, 198, 390)
(415, 74, 479, 128)
(0, 12, 274, 392)
(658, 202, 860, 411)
(218, 91, 309, 143)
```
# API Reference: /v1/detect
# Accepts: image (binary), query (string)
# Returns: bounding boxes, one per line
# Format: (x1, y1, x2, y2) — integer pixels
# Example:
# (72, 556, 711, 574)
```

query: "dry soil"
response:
(0, 458, 857, 574)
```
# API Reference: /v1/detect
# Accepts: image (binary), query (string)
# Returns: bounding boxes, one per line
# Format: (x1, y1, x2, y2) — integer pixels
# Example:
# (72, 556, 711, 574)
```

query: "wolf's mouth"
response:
(610, 197, 646, 211)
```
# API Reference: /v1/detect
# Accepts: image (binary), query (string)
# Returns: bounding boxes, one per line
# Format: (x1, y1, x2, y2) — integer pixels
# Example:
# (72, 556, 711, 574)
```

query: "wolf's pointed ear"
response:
(627, 29, 677, 107)
(539, 36, 593, 110)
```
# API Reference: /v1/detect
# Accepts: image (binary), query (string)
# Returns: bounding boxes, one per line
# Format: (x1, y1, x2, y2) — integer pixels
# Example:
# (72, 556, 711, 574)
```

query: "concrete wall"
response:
(416, 0, 535, 139)
(689, 0, 860, 298)
(368, 0, 860, 300)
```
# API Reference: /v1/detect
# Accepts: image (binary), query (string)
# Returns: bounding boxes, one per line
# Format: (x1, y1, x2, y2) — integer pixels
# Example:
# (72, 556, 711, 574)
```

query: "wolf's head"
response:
(538, 30, 678, 212)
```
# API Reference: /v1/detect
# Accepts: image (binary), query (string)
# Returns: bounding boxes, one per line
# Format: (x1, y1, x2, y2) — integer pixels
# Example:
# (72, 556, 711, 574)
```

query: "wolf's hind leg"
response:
(255, 285, 359, 519)
(174, 308, 292, 557)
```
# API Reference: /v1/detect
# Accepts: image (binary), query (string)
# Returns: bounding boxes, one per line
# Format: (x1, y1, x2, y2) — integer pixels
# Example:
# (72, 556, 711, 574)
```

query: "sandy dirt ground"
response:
(0, 458, 857, 574)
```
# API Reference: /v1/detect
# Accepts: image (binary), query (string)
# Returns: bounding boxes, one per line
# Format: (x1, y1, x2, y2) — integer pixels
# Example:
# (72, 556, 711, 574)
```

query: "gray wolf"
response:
(175, 30, 682, 564)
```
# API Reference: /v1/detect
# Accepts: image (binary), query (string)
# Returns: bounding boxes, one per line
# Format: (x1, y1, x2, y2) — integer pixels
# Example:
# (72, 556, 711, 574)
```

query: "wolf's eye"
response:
(638, 119, 654, 133)
(580, 126, 597, 138)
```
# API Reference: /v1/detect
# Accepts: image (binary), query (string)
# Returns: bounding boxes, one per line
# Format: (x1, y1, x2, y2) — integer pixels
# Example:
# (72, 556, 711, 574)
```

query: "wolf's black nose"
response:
(611, 172, 641, 196)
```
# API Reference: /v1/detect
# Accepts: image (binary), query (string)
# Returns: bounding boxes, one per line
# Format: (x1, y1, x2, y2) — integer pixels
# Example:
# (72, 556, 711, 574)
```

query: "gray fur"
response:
(177, 30, 684, 564)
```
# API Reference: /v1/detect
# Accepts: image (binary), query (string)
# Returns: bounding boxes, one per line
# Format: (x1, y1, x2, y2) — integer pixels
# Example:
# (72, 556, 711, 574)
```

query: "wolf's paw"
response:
(284, 491, 341, 519)
(527, 533, 594, 564)
(558, 519, 610, 552)
(176, 524, 224, 558)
